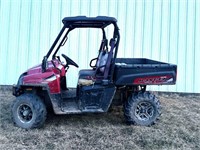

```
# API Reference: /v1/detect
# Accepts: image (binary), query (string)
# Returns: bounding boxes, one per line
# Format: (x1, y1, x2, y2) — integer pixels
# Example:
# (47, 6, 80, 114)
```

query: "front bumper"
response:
(12, 85, 22, 96)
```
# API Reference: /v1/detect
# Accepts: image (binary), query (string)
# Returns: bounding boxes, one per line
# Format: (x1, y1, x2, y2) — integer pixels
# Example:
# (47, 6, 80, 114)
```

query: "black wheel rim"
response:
(17, 104, 33, 123)
(135, 102, 154, 121)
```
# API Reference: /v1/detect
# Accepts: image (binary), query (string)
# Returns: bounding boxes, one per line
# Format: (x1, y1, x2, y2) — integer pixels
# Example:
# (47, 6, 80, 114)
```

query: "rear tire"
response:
(124, 92, 161, 126)
(11, 94, 47, 129)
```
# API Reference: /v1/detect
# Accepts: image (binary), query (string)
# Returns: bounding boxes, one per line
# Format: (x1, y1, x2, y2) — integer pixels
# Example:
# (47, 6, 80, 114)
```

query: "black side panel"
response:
(60, 76, 67, 90)
(101, 85, 116, 111)
(114, 58, 177, 85)
(79, 84, 116, 112)
(49, 94, 62, 113)
(80, 85, 104, 110)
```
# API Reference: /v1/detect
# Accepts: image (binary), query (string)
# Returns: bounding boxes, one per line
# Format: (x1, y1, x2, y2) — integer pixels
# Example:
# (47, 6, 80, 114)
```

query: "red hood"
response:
(27, 61, 57, 74)
(21, 60, 66, 94)
(27, 64, 43, 74)
(23, 60, 65, 83)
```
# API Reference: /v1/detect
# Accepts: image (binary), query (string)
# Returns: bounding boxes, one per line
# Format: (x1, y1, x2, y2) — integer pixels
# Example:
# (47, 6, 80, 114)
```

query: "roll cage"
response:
(42, 16, 120, 80)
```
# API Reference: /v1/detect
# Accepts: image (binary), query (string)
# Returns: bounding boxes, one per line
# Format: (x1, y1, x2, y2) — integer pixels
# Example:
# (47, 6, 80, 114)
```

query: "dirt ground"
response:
(0, 89, 200, 150)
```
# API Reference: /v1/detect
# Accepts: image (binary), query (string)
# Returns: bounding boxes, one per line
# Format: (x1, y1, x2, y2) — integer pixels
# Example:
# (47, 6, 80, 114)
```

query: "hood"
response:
(27, 63, 43, 75)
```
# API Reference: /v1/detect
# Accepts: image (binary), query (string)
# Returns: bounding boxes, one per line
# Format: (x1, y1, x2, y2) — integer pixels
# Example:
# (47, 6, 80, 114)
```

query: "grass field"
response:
(0, 89, 200, 150)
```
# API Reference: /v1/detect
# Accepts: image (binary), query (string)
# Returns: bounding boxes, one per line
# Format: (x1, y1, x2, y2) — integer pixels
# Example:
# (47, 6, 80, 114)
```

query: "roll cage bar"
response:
(42, 16, 120, 76)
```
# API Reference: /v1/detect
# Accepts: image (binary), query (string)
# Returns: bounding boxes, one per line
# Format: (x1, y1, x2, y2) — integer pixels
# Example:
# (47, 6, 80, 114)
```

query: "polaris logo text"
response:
(134, 76, 173, 84)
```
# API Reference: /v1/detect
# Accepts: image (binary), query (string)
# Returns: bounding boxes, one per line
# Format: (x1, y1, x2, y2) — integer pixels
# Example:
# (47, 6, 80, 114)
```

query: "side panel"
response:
(115, 70, 176, 86)
(23, 74, 61, 94)
(114, 58, 177, 86)
(79, 84, 116, 112)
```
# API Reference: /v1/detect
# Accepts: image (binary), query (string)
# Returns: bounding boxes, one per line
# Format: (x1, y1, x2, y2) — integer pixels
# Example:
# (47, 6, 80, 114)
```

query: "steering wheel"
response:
(61, 54, 79, 68)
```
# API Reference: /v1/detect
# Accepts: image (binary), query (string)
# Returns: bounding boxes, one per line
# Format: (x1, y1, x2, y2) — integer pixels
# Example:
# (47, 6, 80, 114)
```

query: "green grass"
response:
(0, 90, 200, 150)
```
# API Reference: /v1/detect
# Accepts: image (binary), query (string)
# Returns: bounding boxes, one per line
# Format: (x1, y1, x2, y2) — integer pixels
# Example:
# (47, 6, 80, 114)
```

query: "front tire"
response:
(11, 94, 47, 129)
(124, 92, 161, 126)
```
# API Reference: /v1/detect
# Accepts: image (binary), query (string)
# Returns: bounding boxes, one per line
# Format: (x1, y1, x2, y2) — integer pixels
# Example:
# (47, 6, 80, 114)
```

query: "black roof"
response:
(62, 16, 117, 28)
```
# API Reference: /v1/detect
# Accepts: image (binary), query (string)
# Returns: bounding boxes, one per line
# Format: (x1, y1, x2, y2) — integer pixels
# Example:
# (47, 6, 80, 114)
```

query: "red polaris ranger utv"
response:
(12, 16, 177, 129)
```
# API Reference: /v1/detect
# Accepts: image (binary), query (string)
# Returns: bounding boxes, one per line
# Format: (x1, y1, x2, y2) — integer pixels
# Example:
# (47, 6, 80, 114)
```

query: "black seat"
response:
(79, 69, 95, 79)
(78, 38, 116, 80)
(78, 39, 108, 79)
(79, 50, 108, 79)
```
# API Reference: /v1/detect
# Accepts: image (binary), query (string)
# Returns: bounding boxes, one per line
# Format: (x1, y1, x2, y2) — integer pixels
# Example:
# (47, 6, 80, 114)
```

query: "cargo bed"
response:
(113, 58, 177, 86)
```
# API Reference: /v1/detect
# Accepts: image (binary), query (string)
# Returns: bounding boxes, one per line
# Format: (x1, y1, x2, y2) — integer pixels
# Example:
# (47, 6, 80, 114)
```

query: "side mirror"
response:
(42, 56, 48, 72)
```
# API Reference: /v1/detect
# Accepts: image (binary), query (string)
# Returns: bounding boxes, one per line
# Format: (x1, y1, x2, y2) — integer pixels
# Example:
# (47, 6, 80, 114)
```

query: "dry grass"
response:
(0, 90, 200, 150)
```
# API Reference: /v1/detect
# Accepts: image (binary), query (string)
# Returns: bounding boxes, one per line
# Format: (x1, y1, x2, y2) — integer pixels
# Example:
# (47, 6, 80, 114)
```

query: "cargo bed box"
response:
(113, 58, 177, 85)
